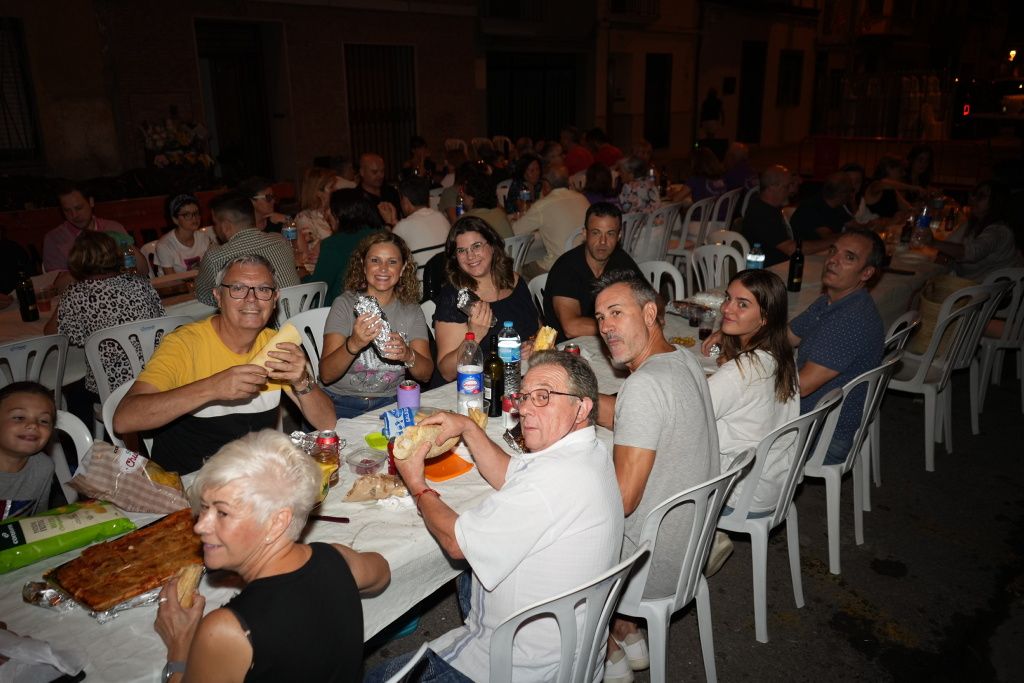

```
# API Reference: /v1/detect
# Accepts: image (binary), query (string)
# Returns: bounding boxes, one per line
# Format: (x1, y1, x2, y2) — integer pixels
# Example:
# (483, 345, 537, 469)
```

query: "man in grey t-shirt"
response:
(594, 270, 718, 681)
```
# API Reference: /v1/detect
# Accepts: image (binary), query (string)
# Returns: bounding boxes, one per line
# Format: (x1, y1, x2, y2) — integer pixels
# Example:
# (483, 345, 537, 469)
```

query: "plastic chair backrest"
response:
(632, 202, 682, 263)
(276, 282, 327, 328)
(619, 212, 650, 259)
(0, 334, 68, 408)
(53, 409, 92, 504)
(384, 643, 432, 683)
(569, 171, 587, 191)
(528, 273, 548, 320)
(285, 307, 331, 380)
(444, 138, 469, 155)
(705, 229, 750, 261)
(102, 379, 152, 452)
(739, 186, 759, 218)
(411, 244, 446, 283)
(471, 137, 492, 156)
(637, 260, 686, 302)
(958, 280, 1015, 370)
(428, 187, 443, 211)
(728, 390, 842, 529)
(504, 233, 535, 273)
(982, 267, 1024, 346)
(496, 179, 513, 208)
(84, 315, 193, 405)
(692, 244, 743, 292)
(808, 351, 903, 474)
(492, 135, 513, 156)
(618, 451, 754, 615)
(710, 187, 742, 228)
(489, 544, 651, 683)
(420, 300, 436, 342)
(140, 241, 158, 277)
(884, 310, 921, 353)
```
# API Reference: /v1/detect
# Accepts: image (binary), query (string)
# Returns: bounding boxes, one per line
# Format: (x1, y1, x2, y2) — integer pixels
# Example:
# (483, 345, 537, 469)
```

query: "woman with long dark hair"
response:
(432, 216, 540, 381)
(504, 152, 543, 215)
(930, 180, 1023, 281)
(708, 269, 799, 512)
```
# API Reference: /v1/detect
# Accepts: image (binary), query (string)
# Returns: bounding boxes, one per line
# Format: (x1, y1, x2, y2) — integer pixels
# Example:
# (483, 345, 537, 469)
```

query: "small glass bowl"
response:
(345, 448, 386, 475)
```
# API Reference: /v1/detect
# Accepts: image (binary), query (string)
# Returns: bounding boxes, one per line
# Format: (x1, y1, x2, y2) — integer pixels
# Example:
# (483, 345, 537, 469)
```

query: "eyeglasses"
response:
(510, 389, 581, 409)
(219, 283, 277, 300)
(455, 241, 488, 258)
(252, 193, 275, 202)
(177, 210, 200, 219)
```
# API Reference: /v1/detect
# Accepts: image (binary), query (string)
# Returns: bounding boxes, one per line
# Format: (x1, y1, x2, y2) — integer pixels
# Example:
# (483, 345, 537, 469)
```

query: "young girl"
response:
(708, 270, 799, 513)
(0, 382, 56, 518)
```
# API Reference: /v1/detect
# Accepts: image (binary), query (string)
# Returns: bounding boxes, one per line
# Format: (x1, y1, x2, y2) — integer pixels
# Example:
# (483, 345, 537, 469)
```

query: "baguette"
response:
(533, 326, 558, 351)
(175, 564, 204, 608)
(392, 409, 488, 461)
(250, 323, 302, 369)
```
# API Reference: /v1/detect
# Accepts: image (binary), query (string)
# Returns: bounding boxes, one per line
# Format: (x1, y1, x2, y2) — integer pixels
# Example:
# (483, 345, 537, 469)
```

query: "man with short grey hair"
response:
(513, 163, 590, 273)
(193, 191, 300, 306)
(115, 254, 335, 474)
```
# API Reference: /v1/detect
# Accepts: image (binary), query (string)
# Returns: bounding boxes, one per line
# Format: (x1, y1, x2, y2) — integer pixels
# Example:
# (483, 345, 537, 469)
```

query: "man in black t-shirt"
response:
(358, 153, 403, 227)
(741, 165, 793, 267)
(789, 172, 854, 247)
(544, 202, 645, 341)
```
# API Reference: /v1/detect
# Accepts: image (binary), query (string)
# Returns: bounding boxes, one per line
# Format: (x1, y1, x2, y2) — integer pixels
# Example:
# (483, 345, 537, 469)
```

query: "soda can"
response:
(563, 343, 580, 356)
(397, 380, 420, 411)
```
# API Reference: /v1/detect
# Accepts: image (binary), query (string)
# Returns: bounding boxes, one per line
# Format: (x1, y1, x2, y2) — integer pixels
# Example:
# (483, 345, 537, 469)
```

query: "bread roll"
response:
(175, 564, 203, 608)
(392, 425, 459, 461)
(533, 326, 558, 351)
(250, 323, 302, 368)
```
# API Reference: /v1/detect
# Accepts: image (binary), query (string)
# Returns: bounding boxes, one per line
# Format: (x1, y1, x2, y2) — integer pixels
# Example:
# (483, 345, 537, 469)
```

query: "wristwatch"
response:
(292, 371, 316, 396)
(162, 661, 186, 681)
(404, 350, 416, 369)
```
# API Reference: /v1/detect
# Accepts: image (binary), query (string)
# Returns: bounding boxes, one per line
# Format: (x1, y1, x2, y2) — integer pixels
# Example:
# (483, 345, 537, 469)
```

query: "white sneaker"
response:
(612, 631, 650, 671)
(603, 648, 634, 683)
(704, 531, 734, 578)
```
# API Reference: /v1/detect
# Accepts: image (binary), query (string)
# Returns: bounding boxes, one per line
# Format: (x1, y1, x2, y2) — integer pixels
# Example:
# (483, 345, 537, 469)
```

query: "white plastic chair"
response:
(0, 334, 69, 409)
(420, 300, 436, 342)
(496, 179, 513, 208)
(803, 351, 903, 575)
(619, 213, 650, 262)
(276, 282, 327, 328)
(568, 171, 587, 191)
(707, 187, 742, 233)
(974, 268, 1024, 422)
(528, 273, 548, 320)
(489, 544, 650, 683)
(444, 138, 469, 156)
(428, 187, 443, 211)
(888, 284, 993, 471)
(631, 203, 682, 263)
(504, 233, 535, 274)
(717, 389, 842, 643)
(492, 135, 513, 156)
(616, 450, 754, 683)
(102, 379, 152, 452)
(286, 307, 331, 381)
(52, 410, 93, 504)
(383, 643, 431, 683)
(638, 260, 686, 302)
(691, 244, 744, 293)
(84, 315, 193, 407)
(865, 311, 921, 490)
(705, 230, 750, 262)
(411, 243, 445, 283)
(666, 197, 715, 295)
(470, 137, 492, 157)
(140, 240, 158, 278)
(739, 187, 759, 219)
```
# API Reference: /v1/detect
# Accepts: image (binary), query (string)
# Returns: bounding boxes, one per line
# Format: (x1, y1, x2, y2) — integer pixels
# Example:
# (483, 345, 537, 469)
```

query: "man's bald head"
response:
(359, 153, 386, 192)
(759, 165, 791, 206)
(544, 164, 570, 190)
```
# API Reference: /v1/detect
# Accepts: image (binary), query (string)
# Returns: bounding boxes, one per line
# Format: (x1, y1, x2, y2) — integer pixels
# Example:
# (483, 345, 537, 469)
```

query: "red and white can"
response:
(563, 343, 580, 355)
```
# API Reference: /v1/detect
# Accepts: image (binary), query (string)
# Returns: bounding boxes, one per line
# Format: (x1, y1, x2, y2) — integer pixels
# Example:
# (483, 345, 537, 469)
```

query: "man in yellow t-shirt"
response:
(114, 255, 336, 474)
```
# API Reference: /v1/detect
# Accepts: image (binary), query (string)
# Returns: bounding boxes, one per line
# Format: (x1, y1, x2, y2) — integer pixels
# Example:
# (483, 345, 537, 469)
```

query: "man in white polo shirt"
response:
(369, 351, 623, 682)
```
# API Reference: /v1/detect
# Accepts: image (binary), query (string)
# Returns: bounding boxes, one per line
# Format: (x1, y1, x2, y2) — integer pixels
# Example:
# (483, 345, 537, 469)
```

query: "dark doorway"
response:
(345, 44, 417, 179)
(487, 53, 577, 140)
(195, 20, 275, 183)
(643, 53, 672, 149)
(737, 41, 767, 144)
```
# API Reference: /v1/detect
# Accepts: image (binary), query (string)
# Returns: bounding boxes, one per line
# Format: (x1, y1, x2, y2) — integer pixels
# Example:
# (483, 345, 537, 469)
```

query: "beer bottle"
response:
(16, 271, 39, 322)
(787, 239, 804, 293)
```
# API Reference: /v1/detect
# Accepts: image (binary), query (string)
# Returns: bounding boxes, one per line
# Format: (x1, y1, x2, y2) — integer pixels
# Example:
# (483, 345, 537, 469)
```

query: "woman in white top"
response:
(295, 167, 342, 273)
(708, 270, 799, 513)
(154, 194, 214, 274)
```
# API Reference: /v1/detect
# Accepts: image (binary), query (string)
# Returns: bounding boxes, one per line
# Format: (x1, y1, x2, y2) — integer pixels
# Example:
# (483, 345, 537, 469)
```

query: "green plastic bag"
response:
(0, 501, 136, 574)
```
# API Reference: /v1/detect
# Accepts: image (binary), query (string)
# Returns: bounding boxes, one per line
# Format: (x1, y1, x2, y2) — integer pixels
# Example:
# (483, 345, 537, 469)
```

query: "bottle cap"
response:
(503, 321, 513, 328)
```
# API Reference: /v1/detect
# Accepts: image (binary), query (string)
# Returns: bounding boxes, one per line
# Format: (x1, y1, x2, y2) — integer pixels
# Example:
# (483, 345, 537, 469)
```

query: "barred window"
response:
(0, 18, 41, 163)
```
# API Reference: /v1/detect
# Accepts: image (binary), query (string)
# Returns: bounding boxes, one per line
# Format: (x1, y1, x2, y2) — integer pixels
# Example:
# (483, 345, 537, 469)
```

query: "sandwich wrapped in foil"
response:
(455, 288, 496, 328)
(354, 295, 392, 353)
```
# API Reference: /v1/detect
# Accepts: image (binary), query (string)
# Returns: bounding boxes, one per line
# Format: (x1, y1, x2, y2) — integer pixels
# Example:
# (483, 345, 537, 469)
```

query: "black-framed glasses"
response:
(177, 210, 200, 219)
(510, 389, 581, 409)
(219, 283, 277, 301)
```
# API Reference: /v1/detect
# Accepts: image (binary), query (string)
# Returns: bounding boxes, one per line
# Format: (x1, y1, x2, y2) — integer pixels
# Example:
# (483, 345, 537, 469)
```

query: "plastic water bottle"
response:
(121, 245, 137, 273)
(497, 321, 521, 396)
(456, 332, 483, 416)
(746, 243, 765, 270)
(282, 218, 298, 244)
(455, 193, 465, 218)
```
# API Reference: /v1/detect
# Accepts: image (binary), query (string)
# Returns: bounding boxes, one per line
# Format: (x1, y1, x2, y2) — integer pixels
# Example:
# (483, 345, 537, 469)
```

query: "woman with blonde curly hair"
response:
(319, 232, 433, 417)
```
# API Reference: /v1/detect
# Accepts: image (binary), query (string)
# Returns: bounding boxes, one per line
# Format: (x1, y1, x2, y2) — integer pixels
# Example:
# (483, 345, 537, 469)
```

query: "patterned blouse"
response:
(618, 178, 661, 214)
(57, 274, 166, 395)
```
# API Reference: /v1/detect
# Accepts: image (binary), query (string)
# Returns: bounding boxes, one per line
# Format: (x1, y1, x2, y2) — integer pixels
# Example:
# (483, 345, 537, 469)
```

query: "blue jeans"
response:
(823, 435, 853, 466)
(326, 391, 394, 419)
(364, 650, 473, 683)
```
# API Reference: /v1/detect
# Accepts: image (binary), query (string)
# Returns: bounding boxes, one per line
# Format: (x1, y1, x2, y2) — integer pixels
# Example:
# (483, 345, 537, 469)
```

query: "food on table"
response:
(669, 336, 696, 348)
(250, 322, 302, 368)
(175, 563, 204, 608)
(47, 508, 202, 612)
(344, 474, 409, 502)
(533, 326, 558, 351)
(392, 408, 488, 461)
(69, 442, 189, 514)
(467, 407, 488, 430)
(345, 449, 386, 475)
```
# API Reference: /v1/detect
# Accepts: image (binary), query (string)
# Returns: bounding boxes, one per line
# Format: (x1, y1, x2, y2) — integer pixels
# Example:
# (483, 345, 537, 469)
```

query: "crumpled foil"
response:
(22, 581, 77, 614)
(354, 295, 392, 353)
(290, 430, 346, 455)
(456, 288, 479, 316)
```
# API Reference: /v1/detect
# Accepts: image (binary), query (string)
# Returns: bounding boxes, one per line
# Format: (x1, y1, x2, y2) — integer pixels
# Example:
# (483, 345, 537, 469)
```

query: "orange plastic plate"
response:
(424, 451, 474, 482)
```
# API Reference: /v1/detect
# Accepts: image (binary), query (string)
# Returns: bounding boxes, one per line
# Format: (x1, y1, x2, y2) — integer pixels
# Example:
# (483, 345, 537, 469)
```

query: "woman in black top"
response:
(862, 155, 923, 219)
(154, 430, 390, 683)
(433, 216, 540, 381)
